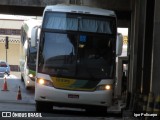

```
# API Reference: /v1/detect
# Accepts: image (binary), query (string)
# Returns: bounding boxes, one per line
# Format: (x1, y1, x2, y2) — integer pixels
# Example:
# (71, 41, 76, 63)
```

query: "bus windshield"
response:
(38, 32, 115, 79)
(38, 12, 116, 80)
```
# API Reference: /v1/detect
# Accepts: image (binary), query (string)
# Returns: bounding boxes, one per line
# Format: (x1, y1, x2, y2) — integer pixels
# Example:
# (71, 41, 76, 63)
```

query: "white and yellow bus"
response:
(31, 4, 122, 112)
(20, 19, 41, 89)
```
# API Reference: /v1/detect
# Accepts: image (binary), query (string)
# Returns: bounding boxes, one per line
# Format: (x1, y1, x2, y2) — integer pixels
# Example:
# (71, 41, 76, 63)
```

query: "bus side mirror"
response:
(31, 26, 41, 47)
(24, 40, 28, 56)
(116, 33, 123, 56)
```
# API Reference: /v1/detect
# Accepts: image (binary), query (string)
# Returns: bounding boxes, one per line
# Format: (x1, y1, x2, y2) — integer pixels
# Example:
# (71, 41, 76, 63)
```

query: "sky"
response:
(118, 28, 128, 36)
(0, 14, 39, 20)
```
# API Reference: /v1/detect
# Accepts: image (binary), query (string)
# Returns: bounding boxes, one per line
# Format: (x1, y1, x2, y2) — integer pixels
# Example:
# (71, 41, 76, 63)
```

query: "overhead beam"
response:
(0, 5, 44, 16)
(0, 0, 131, 11)
(0, 0, 131, 27)
(0, 0, 69, 7)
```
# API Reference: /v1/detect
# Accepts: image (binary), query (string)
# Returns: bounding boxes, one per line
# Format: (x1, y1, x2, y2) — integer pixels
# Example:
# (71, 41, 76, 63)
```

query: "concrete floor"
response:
(10, 71, 21, 78)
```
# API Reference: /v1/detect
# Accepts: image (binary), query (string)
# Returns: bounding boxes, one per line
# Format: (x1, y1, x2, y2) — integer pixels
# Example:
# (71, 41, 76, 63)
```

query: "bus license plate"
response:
(68, 94, 79, 99)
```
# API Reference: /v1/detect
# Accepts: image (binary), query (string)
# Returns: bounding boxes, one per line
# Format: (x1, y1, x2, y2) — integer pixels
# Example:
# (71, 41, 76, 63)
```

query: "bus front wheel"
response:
(36, 101, 53, 112)
(21, 75, 24, 82)
(85, 107, 107, 116)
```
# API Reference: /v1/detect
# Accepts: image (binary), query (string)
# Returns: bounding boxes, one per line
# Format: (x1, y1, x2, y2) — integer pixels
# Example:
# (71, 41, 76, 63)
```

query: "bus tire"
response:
(36, 101, 53, 112)
(85, 107, 107, 116)
(21, 75, 24, 82)
(25, 86, 30, 90)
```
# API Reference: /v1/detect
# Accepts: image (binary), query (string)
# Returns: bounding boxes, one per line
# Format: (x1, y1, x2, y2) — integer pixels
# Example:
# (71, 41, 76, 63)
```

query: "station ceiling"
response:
(0, 0, 132, 27)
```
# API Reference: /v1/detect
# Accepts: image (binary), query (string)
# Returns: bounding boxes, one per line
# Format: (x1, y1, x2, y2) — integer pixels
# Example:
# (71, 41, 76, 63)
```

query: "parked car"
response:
(0, 61, 10, 77)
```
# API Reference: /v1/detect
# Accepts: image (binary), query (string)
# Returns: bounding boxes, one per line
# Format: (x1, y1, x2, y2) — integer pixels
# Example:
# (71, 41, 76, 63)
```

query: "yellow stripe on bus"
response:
(52, 77, 76, 88)
(51, 77, 96, 91)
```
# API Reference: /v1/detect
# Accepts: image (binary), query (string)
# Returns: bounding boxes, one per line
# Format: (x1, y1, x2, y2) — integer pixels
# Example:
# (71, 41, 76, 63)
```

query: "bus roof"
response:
(44, 4, 116, 17)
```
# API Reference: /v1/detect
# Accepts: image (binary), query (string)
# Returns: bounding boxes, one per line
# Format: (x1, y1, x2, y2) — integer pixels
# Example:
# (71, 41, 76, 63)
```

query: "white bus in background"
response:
(20, 19, 41, 89)
(31, 4, 122, 112)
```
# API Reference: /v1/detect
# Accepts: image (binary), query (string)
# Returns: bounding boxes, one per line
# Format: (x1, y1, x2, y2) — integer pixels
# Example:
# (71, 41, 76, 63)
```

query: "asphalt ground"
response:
(0, 72, 35, 104)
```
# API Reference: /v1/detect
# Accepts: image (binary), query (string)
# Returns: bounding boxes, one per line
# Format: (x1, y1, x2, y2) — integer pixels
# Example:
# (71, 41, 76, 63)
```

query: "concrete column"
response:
(151, 0, 160, 95)
(142, 0, 155, 94)
(129, 0, 146, 93)
(129, 0, 154, 95)
(128, 0, 138, 93)
(135, 0, 147, 94)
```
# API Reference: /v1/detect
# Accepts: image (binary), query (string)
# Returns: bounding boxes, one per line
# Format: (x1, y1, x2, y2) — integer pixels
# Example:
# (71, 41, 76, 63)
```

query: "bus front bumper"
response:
(25, 76, 35, 88)
(35, 84, 113, 108)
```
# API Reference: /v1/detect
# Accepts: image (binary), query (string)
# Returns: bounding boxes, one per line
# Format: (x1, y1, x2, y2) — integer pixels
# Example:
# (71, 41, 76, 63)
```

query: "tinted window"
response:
(0, 62, 7, 67)
(43, 12, 115, 34)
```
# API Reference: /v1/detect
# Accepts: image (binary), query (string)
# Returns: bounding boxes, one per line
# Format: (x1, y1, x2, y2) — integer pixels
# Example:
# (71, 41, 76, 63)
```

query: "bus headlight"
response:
(37, 79, 53, 87)
(38, 79, 45, 85)
(96, 84, 112, 91)
(28, 74, 35, 81)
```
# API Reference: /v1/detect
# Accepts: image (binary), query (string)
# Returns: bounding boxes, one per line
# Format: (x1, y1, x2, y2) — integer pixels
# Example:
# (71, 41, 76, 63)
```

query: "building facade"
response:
(0, 18, 23, 71)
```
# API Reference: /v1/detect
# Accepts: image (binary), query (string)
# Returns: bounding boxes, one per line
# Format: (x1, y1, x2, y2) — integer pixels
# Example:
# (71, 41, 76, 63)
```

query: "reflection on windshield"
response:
(38, 32, 115, 79)
(43, 33, 75, 62)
